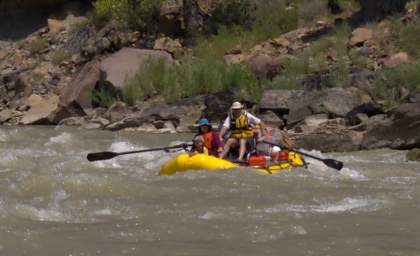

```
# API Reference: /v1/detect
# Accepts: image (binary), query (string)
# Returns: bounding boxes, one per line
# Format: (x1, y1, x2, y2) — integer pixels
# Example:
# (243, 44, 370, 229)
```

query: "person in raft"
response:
(190, 135, 209, 155)
(219, 101, 265, 161)
(196, 118, 223, 157)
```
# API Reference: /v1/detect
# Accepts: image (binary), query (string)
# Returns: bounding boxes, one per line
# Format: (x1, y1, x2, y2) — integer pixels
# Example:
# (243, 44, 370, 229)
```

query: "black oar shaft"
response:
(87, 143, 192, 162)
(116, 145, 187, 156)
(263, 140, 343, 171)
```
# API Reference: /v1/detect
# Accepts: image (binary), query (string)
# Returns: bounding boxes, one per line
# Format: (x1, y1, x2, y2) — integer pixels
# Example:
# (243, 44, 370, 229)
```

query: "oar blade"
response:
(87, 151, 118, 162)
(323, 159, 344, 171)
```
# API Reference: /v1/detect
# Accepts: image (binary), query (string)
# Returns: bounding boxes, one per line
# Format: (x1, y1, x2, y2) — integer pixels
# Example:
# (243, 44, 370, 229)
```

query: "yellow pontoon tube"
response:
(159, 152, 306, 175)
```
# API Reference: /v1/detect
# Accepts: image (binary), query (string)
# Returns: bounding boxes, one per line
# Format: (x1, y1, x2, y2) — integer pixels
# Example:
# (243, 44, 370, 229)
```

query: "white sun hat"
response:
(231, 101, 243, 109)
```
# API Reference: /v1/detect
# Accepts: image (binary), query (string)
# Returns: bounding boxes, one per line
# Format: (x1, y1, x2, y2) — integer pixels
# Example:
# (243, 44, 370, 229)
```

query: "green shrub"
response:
(263, 75, 303, 90)
(92, 88, 118, 109)
(29, 38, 48, 54)
(371, 62, 420, 108)
(91, 0, 162, 30)
(298, 0, 329, 24)
(194, 1, 298, 61)
(52, 49, 70, 66)
(208, 0, 254, 34)
(252, 0, 299, 39)
(123, 58, 258, 104)
(397, 16, 420, 57)
(327, 60, 350, 87)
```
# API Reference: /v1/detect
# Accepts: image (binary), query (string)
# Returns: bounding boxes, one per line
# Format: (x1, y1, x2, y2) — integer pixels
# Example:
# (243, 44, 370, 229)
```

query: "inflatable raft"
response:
(159, 152, 306, 175)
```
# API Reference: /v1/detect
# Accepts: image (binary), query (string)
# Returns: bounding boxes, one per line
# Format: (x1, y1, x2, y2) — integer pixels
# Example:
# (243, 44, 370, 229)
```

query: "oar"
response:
(87, 143, 191, 162)
(263, 140, 344, 171)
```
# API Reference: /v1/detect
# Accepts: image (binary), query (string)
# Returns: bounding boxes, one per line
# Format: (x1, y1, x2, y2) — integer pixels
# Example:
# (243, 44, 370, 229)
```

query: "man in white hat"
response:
(219, 101, 265, 161)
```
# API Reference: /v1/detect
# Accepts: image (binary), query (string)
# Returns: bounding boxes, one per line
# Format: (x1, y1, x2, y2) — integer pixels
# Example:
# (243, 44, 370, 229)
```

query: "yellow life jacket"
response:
(229, 110, 254, 139)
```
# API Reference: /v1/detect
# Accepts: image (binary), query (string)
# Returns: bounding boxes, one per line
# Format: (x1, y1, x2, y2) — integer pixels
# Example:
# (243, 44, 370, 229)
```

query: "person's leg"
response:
(220, 138, 237, 159)
(238, 138, 247, 161)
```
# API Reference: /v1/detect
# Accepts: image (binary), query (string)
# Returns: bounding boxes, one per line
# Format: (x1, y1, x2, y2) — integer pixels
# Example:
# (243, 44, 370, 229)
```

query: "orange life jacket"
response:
(202, 131, 213, 150)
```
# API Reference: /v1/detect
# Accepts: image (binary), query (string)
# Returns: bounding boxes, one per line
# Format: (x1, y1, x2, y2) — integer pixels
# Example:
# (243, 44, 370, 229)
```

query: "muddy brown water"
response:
(0, 126, 419, 256)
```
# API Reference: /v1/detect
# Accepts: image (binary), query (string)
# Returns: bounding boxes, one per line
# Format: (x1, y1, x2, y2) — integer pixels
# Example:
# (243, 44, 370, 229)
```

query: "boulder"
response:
(153, 37, 185, 58)
(406, 148, 420, 162)
(224, 54, 246, 65)
(19, 94, 61, 124)
(293, 114, 329, 134)
(309, 87, 373, 117)
(104, 99, 203, 132)
(99, 48, 173, 94)
(203, 91, 234, 123)
(104, 101, 130, 123)
(350, 27, 373, 47)
(0, 109, 22, 123)
(59, 116, 87, 127)
(260, 87, 374, 124)
(247, 53, 280, 80)
(384, 52, 410, 68)
(294, 129, 364, 152)
(362, 103, 420, 149)
(59, 60, 100, 115)
(47, 19, 65, 34)
(259, 110, 284, 128)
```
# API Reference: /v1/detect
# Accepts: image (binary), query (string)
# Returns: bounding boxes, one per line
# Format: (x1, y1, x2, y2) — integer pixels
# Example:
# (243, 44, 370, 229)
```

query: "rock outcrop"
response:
(362, 102, 420, 149)
(260, 87, 375, 125)
(98, 48, 174, 95)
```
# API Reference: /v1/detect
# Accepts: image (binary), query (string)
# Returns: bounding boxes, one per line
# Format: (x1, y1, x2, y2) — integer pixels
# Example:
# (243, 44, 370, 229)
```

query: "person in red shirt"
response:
(196, 118, 223, 157)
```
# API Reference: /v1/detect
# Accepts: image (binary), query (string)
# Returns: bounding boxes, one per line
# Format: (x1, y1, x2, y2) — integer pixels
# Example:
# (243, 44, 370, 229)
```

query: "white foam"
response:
(290, 225, 307, 235)
(339, 167, 368, 181)
(13, 204, 69, 222)
(312, 197, 383, 213)
(92, 208, 115, 216)
(199, 211, 225, 220)
(0, 130, 8, 142)
(263, 197, 384, 214)
(46, 132, 73, 145)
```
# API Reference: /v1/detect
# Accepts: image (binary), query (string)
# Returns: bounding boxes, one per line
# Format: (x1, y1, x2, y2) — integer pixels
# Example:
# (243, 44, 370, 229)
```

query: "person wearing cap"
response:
(190, 135, 209, 155)
(196, 118, 223, 157)
(219, 102, 265, 161)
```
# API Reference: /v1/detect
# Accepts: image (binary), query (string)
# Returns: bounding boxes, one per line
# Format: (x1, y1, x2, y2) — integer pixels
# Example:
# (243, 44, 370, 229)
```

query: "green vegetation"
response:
(92, 88, 118, 109)
(406, 148, 420, 162)
(123, 58, 257, 104)
(328, 60, 351, 87)
(393, 16, 420, 57)
(195, 1, 299, 60)
(29, 38, 48, 54)
(90, 0, 162, 30)
(266, 23, 352, 89)
(51, 49, 70, 66)
(371, 62, 420, 108)
(299, 0, 329, 24)
(89, 0, 419, 111)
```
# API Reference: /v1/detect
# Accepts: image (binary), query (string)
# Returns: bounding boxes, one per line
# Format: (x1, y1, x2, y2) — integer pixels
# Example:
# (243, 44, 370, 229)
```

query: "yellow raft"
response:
(159, 152, 306, 175)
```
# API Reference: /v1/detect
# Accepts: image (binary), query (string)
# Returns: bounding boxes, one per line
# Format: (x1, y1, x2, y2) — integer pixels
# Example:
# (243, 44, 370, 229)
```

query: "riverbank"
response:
(0, 1, 419, 153)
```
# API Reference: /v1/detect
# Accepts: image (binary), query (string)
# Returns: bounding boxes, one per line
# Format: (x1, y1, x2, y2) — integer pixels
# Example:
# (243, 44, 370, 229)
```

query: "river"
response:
(0, 126, 419, 256)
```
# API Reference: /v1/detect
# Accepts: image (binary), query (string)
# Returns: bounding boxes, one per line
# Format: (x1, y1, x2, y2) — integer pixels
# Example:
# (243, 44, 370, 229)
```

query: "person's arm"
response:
(219, 117, 230, 139)
(258, 122, 265, 141)
(213, 132, 223, 153)
(247, 113, 265, 140)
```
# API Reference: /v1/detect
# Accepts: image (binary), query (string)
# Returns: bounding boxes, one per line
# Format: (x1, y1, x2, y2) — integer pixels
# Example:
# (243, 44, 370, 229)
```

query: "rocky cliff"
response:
(1, 0, 419, 152)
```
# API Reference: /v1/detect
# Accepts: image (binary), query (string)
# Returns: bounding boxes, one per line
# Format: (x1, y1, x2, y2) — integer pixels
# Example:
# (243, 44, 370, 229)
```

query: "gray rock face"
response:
(59, 60, 101, 116)
(20, 94, 60, 125)
(362, 103, 420, 150)
(259, 110, 285, 128)
(105, 100, 202, 132)
(99, 48, 173, 94)
(294, 129, 364, 152)
(261, 87, 374, 124)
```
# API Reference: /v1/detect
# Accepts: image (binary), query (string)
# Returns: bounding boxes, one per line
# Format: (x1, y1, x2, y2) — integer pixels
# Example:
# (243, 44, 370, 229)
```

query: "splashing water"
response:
(0, 126, 419, 256)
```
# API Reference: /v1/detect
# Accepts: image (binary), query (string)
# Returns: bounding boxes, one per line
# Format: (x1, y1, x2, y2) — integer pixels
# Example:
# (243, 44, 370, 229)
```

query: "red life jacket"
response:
(202, 131, 213, 150)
